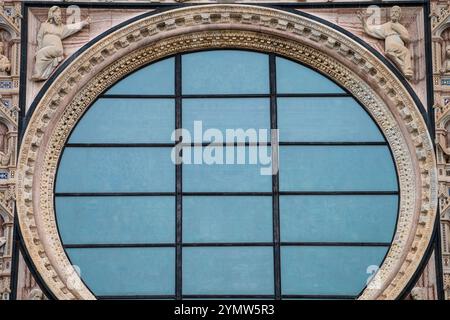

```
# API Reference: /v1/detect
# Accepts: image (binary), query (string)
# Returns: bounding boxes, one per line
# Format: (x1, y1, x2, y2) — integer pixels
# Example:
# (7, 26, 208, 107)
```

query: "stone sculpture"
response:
(32, 6, 90, 81)
(359, 6, 413, 79)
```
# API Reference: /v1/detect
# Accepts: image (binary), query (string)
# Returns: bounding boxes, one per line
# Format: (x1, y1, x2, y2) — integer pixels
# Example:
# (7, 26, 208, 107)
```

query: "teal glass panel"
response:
(182, 51, 269, 94)
(182, 146, 272, 192)
(279, 146, 397, 192)
(56, 147, 174, 193)
(276, 57, 344, 94)
(182, 98, 270, 142)
(69, 99, 174, 143)
(277, 98, 384, 142)
(56, 196, 175, 244)
(281, 246, 388, 295)
(280, 195, 398, 243)
(183, 247, 274, 295)
(183, 196, 273, 243)
(67, 248, 175, 296)
(106, 58, 174, 95)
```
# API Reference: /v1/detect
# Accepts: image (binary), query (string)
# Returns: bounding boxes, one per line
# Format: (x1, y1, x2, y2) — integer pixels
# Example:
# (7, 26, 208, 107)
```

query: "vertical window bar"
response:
(175, 54, 183, 300)
(269, 53, 282, 300)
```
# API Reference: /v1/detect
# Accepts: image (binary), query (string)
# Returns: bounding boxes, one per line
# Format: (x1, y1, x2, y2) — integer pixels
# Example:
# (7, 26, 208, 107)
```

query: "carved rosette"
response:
(16, 5, 437, 300)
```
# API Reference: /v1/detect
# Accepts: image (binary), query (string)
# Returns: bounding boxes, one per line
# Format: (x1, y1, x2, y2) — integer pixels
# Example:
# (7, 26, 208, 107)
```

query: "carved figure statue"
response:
(31, 6, 90, 81)
(0, 237, 5, 255)
(0, 42, 10, 75)
(442, 45, 450, 74)
(28, 288, 45, 300)
(0, 122, 9, 166)
(359, 6, 413, 79)
(410, 287, 425, 300)
(0, 215, 5, 256)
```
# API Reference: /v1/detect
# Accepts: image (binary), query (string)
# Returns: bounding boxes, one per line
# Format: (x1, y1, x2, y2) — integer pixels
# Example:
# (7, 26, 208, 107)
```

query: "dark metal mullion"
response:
(269, 54, 282, 300)
(97, 293, 357, 300)
(100, 93, 351, 99)
(64, 242, 390, 249)
(66, 143, 175, 148)
(175, 54, 183, 300)
(54, 191, 399, 197)
(65, 243, 176, 249)
(279, 191, 399, 196)
(64, 142, 389, 148)
(182, 294, 275, 299)
(101, 94, 175, 99)
(279, 142, 388, 146)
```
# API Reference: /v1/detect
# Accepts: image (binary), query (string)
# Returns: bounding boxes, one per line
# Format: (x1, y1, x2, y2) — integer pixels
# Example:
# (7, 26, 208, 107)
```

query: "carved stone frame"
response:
(16, 5, 437, 300)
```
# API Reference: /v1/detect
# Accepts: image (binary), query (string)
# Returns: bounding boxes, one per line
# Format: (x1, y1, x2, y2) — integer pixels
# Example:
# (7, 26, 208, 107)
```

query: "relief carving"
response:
(359, 6, 413, 79)
(0, 122, 10, 167)
(0, 215, 5, 256)
(410, 287, 426, 300)
(32, 6, 90, 82)
(27, 288, 45, 300)
(442, 45, 450, 74)
(0, 42, 10, 76)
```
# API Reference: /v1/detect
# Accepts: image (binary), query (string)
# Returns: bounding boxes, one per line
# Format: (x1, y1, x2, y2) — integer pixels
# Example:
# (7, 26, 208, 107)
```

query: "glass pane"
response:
(56, 196, 175, 244)
(182, 146, 272, 192)
(277, 98, 384, 142)
(56, 147, 175, 193)
(69, 99, 175, 143)
(183, 247, 274, 295)
(182, 51, 269, 94)
(182, 98, 270, 143)
(281, 246, 388, 296)
(279, 146, 397, 192)
(106, 58, 174, 95)
(183, 196, 273, 243)
(280, 195, 398, 243)
(67, 248, 175, 296)
(276, 57, 344, 94)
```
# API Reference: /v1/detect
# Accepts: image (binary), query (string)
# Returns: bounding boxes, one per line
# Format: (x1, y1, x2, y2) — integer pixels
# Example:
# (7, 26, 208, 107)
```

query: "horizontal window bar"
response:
(277, 93, 351, 98)
(101, 93, 352, 99)
(279, 191, 398, 196)
(101, 94, 175, 99)
(55, 191, 398, 197)
(64, 243, 176, 249)
(64, 242, 390, 249)
(279, 242, 390, 247)
(183, 243, 273, 247)
(182, 192, 273, 196)
(55, 192, 176, 197)
(66, 143, 176, 148)
(98, 294, 357, 300)
(65, 142, 389, 148)
(278, 142, 388, 146)
(182, 295, 276, 299)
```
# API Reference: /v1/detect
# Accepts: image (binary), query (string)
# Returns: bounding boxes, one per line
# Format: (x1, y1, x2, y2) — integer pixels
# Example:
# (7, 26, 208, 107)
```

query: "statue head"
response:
(410, 287, 424, 300)
(28, 288, 44, 300)
(47, 6, 62, 25)
(390, 6, 402, 23)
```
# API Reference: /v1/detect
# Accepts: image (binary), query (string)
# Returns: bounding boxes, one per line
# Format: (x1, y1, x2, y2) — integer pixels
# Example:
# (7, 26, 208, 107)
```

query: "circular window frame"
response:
(17, 4, 437, 300)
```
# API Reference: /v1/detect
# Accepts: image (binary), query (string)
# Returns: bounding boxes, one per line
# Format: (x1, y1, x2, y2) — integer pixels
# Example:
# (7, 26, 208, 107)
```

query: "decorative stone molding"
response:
(0, 0, 20, 301)
(16, 4, 437, 300)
